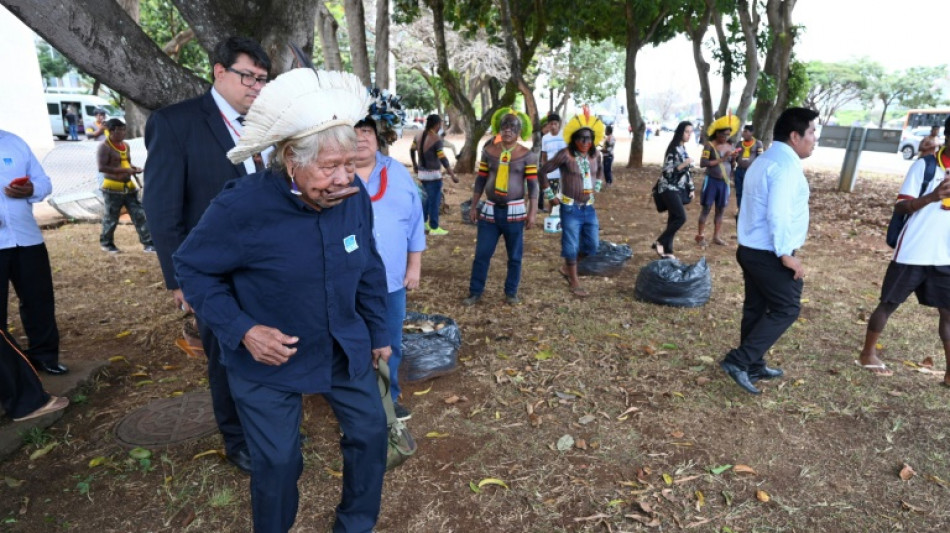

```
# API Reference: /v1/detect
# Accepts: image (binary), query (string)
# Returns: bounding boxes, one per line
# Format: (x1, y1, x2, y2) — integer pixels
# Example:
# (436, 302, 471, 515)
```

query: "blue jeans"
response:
(560, 203, 599, 260)
(603, 154, 614, 184)
(469, 207, 524, 297)
(421, 179, 443, 229)
(385, 288, 406, 401)
(68, 124, 78, 141)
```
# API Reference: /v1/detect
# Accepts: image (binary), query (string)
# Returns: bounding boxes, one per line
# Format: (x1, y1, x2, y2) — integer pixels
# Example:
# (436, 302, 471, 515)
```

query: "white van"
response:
(44, 90, 123, 140)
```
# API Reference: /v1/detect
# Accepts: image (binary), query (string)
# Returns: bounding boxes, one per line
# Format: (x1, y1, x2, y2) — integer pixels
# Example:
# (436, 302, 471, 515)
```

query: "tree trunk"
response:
(735, 0, 760, 128)
(343, 0, 371, 86)
(427, 0, 515, 173)
(116, 0, 149, 137)
(316, 1, 343, 70)
(624, 1, 670, 168)
(498, 0, 540, 149)
(685, 4, 714, 130)
(711, 6, 733, 118)
(2, 0, 206, 110)
(374, 0, 390, 89)
(751, 0, 797, 146)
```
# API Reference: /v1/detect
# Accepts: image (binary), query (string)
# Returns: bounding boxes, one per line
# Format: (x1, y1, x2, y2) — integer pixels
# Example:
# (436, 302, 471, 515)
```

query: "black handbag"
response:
(652, 182, 667, 212)
(886, 155, 936, 248)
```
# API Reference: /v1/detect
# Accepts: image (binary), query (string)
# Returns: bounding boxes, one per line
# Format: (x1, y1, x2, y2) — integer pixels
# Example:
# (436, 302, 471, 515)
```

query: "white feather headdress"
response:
(227, 68, 371, 164)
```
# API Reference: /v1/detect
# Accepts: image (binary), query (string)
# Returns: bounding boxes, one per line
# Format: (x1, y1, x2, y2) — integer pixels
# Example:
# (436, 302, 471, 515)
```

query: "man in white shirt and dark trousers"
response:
(720, 108, 819, 395)
(0, 130, 67, 376)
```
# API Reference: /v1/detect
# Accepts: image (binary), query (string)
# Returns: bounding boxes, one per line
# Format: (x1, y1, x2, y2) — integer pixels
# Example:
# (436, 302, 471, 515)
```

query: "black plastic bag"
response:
(578, 241, 634, 277)
(634, 257, 711, 308)
(400, 312, 462, 382)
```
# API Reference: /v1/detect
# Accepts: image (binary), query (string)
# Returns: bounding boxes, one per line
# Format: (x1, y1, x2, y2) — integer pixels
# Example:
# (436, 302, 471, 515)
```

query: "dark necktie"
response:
(234, 116, 264, 171)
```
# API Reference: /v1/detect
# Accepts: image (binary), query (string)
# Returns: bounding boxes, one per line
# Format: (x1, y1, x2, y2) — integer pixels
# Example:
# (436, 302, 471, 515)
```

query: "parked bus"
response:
(44, 90, 122, 140)
(903, 108, 950, 131)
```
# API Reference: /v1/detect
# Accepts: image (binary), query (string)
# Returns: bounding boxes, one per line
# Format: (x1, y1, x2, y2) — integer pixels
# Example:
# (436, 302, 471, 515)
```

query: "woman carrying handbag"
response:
(652, 121, 695, 260)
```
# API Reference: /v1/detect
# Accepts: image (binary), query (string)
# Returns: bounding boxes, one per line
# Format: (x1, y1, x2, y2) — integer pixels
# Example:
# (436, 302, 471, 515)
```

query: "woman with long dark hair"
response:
(410, 114, 458, 235)
(652, 121, 695, 259)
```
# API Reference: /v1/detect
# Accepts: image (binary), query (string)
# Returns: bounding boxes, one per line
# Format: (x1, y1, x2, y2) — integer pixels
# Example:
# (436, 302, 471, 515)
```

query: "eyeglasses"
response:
(226, 67, 268, 88)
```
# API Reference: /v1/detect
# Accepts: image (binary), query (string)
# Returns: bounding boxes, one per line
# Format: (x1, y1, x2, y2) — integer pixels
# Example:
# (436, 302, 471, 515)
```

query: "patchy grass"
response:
(2, 165, 950, 532)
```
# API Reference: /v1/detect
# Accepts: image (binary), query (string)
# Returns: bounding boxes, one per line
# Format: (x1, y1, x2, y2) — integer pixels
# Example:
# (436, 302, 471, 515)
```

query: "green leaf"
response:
(709, 464, 733, 475)
(660, 343, 678, 350)
(469, 481, 481, 494)
(535, 350, 555, 361)
(129, 447, 152, 460)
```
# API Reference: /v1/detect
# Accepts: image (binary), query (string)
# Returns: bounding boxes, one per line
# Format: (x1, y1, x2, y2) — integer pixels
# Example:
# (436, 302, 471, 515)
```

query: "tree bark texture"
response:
(624, 1, 669, 168)
(1, 0, 207, 110)
(316, 1, 343, 71)
(751, 0, 797, 146)
(375, 0, 390, 89)
(735, 0, 760, 128)
(711, 5, 733, 118)
(685, 4, 713, 132)
(344, 0, 372, 86)
(116, 0, 149, 137)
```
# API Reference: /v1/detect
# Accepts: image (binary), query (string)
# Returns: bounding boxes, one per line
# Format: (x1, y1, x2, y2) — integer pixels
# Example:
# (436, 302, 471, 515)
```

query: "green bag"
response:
(377, 362, 417, 470)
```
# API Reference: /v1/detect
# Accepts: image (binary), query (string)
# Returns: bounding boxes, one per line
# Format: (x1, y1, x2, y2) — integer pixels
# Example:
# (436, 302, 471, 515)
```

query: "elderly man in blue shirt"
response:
(173, 69, 391, 533)
(720, 108, 819, 395)
(0, 130, 67, 377)
(354, 115, 426, 421)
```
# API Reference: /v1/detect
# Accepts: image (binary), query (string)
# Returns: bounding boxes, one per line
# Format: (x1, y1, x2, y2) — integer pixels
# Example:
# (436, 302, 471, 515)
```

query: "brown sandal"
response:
(570, 286, 589, 298)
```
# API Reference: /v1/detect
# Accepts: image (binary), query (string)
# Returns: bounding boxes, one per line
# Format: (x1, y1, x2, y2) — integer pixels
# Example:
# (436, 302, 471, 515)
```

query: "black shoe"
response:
(38, 362, 69, 376)
(100, 244, 121, 254)
(462, 294, 481, 306)
(393, 402, 412, 421)
(719, 360, 761, 395)
(226, 448, 252, 474)
(749, 366, 784, 382)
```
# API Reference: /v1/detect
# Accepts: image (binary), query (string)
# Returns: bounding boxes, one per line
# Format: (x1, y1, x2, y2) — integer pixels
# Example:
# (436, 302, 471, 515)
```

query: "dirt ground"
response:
(3, 161, 950, 532)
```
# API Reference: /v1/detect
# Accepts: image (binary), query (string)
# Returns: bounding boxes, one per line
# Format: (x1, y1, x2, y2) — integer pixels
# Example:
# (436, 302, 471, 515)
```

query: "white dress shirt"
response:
(737, 141, 810, 257)
(0, 130, 53, 249)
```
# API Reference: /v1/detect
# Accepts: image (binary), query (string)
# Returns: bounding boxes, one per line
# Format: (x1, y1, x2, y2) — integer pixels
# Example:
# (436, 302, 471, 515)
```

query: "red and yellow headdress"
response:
(563, 106, 606, 146)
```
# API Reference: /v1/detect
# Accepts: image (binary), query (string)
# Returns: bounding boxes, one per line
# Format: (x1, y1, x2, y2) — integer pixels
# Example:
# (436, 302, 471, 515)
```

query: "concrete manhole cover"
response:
(115, 392, 217, 448)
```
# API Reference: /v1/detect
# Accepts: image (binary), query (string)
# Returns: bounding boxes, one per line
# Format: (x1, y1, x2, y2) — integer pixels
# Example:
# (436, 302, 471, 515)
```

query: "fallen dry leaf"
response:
(899, 463, 916, 481)
(901, 500, 923, 512)
(756, 489, 770, 502)
(413, 386, 433, 396)
(670, 430, 685, 439)
(477, 477, 509, 489)
(733, 464, 757, 475)
(921, 356, 934, 368)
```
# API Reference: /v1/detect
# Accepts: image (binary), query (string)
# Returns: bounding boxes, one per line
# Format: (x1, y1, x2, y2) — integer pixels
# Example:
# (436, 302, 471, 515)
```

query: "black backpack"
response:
(886, 155, 937, 248)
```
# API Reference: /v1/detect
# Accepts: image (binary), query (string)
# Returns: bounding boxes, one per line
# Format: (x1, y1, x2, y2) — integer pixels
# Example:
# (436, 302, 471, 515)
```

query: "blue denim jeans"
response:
(385, 288, 406, 401)
(560, 203, 599, 260)
(469, 207, 524, 297)
(421, 179, 443, 229)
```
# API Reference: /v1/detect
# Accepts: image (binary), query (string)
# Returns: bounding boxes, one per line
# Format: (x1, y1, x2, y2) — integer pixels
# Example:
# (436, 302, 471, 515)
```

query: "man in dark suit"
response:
(143, 36, 271, 473)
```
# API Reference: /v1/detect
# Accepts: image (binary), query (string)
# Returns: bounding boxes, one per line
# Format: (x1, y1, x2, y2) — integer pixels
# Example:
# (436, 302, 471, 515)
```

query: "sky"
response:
(629, 0, 948, 113)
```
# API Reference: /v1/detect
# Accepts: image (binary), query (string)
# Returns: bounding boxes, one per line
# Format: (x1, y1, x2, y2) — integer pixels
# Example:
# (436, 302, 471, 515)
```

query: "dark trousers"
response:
(228, 343, 387, 533)
(195, 317, 246, 456)
(726, 246, 803, 370)
(0, 330, 49, 419)
(100, 190, 154, 247)
(0, 244, 60, 367)
(657, 190, 687, 253)
(603, 154, 614, 184)
(421, 179, 443, 229)
(469, 207, 524, 297)
(734, 166, 748, 209)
